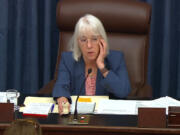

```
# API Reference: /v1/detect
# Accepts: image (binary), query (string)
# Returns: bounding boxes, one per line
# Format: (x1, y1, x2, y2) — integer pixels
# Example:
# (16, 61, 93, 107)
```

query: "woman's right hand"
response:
(57, 97, 70, 115)
(96, 38, 107, 70)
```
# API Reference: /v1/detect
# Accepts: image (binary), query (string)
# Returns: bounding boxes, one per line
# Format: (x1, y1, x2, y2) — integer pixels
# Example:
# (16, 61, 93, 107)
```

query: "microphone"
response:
(73, 68, 92, 120)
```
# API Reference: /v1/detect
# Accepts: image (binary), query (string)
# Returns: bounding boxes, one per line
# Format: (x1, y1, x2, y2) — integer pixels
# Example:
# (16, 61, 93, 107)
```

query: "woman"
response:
(53, 14, 131, 115)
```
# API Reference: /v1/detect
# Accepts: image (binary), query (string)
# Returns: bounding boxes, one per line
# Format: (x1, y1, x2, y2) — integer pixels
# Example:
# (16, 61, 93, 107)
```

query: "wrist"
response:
(100, 67, 108, 74)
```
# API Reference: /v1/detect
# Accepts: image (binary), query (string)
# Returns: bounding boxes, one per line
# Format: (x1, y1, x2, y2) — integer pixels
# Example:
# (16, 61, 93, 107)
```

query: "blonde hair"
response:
(69, 14, 109, 61)
(3, 119, 42, 135)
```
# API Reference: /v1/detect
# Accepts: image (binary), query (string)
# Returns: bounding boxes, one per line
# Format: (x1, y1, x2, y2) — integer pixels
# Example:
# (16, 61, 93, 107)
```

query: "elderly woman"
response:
(53, 14, 131, 115)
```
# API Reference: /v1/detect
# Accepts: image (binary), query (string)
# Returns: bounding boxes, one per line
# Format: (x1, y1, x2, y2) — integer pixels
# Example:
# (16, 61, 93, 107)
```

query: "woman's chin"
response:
(84, 53, 98, 62)
(87, 56, 97, 61)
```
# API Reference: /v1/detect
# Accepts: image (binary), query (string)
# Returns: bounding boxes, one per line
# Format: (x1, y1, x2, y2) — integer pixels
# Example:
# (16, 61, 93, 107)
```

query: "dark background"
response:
(0, 0, 180, 99)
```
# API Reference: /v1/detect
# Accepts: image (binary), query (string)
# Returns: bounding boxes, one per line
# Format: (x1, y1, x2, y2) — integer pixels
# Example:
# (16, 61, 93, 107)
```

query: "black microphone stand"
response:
(68, 68, 92, 124)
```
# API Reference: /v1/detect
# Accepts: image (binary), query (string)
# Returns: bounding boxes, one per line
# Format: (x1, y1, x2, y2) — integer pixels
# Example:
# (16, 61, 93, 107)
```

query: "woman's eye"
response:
(92, 38, 98, 41)
(81, 39, 87, 42)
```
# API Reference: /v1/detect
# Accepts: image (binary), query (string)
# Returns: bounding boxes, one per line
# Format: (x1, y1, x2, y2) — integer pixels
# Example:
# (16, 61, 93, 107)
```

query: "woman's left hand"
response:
(96, 38, 107, 70)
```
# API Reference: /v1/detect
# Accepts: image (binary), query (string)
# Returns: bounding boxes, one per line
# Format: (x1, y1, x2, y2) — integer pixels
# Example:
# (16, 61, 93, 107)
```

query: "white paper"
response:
(70, 102, 96, 114)
(96, 96, 180, 115)
(137, 96, 180, 114)
(23, 102, 54, 115)
(97, 99, 137, 115)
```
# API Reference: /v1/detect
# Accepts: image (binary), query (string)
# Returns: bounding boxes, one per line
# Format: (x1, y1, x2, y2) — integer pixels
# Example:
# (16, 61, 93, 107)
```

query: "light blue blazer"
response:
(52, 50, 131, 100)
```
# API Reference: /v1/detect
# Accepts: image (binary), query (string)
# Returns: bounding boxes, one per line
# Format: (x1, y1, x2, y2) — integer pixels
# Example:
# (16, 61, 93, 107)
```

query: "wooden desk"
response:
(1, 113, 180, 135)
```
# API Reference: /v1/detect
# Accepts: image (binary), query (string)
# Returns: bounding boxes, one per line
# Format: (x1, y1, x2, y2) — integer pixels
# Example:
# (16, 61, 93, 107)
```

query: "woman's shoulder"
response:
(61, 52, 74, 61)
(108, 50, 124, 59)
(61, 51, 73, 57)
(106, 50, 125, 68)
(61, 52, 76, 65)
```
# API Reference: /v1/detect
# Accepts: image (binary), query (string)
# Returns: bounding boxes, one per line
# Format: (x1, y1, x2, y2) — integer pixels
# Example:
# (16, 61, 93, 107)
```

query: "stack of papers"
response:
(20, 96, 180, 115)
(71, 96, 109, 112)
(137, 96, 180, 114)
(23, 102, 54, 116)
(70, 102, 96, 114)
(96, 96, 180, 115)
(97, 99, 136, 114)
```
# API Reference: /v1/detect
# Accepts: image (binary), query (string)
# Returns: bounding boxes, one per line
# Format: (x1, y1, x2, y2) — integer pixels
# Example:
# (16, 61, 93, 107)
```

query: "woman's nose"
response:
(87, 39, 93, 48)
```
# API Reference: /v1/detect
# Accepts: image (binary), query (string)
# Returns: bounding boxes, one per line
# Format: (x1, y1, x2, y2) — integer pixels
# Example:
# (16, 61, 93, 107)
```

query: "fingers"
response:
(62, 102, 70, 115)
(96, 38, 107, 69)
(99, 41, 103, 55)
(99, 39, 107, 57)
(57, 97, 69, 115)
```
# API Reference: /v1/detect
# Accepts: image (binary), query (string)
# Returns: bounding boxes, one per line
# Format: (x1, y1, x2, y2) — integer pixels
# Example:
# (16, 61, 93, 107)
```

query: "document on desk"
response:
(23, 102, 54, 116)
(71, 96, 109, 112)
(97, 99, 137, 115)
(19, 97, 57, 113)
(96, 97, 180, 115)
(137, 96, 180, 114)
(70, 102, 96, 114)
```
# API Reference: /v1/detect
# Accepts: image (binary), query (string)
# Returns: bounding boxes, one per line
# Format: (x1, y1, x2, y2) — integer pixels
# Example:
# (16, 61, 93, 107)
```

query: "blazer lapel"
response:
(96, 58, 109, 95)
(75, 57, 110, 95)
(74, 58, 86, 95)
(96, 69, 104, 95)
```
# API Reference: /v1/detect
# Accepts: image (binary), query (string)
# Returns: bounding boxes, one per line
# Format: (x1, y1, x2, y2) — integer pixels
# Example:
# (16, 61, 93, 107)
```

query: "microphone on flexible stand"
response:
(68, 68, 92, 124)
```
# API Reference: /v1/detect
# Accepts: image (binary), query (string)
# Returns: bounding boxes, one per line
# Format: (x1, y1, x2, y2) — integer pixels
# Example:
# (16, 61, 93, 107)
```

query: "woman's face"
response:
(78, 30, 100, 62)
